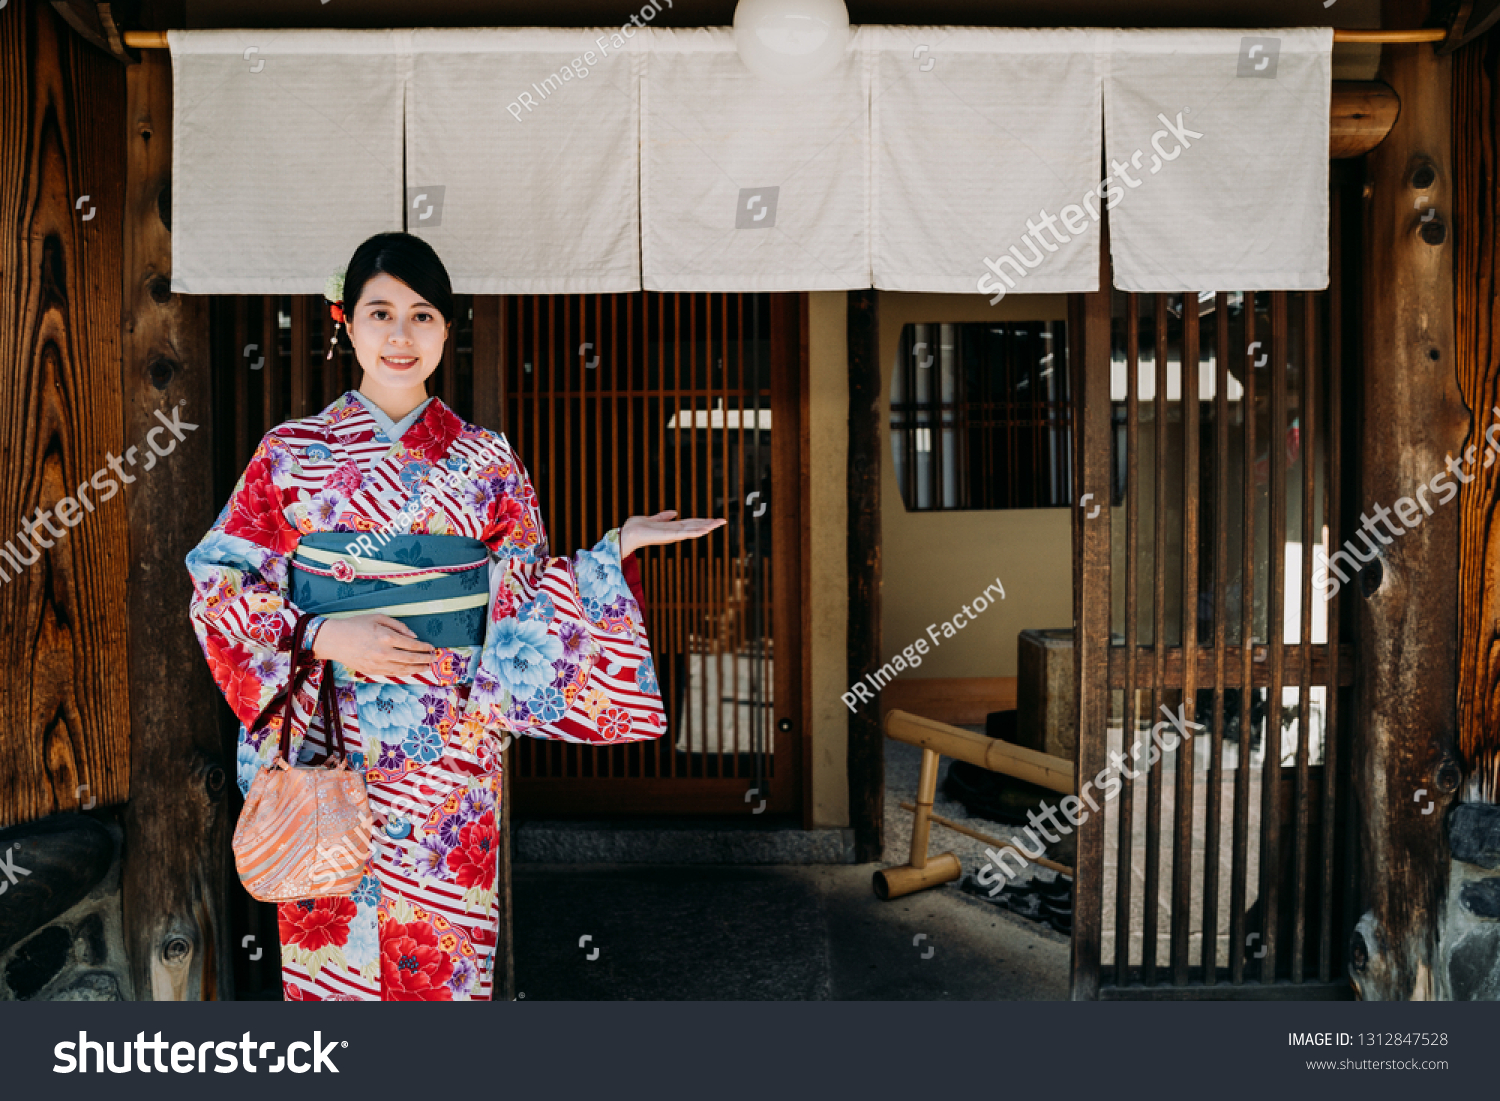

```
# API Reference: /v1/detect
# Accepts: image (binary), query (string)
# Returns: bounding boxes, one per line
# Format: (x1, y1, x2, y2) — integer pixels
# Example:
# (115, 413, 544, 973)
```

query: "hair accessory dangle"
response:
(323, 269, 347, 361)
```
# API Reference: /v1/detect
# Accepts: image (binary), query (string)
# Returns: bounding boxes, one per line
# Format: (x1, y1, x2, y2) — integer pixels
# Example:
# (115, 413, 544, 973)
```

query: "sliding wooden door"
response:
(487, 292, 806, 817)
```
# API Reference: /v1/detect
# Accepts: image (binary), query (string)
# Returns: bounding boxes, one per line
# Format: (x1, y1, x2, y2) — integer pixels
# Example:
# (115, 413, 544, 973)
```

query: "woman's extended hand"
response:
(619, 510, 726, 557)
(310, 614, 436, 677)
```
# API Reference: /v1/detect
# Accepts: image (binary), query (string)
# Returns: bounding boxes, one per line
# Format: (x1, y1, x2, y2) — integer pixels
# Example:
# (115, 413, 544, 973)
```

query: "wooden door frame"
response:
(846, 289, 883, 861)
(1070, 234, 1113, 1001)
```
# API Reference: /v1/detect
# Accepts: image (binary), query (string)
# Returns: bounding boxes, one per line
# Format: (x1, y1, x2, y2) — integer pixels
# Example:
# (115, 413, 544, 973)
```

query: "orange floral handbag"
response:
(232, 614, 373, 903)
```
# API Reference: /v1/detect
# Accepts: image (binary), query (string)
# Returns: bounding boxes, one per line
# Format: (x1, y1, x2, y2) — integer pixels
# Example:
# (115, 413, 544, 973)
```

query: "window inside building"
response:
(890, 321, 1072, 511)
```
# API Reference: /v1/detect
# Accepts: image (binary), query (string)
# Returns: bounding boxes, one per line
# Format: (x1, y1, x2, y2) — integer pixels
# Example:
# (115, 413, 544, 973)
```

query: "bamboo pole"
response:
(122, 28, 1450, 49)
(909, 747, 941, 869)
(1333, 27, 1446, 42)
(900, 803, 1075, 877)
(872, 855, 962, 900)
(885, 709, 1075, 795)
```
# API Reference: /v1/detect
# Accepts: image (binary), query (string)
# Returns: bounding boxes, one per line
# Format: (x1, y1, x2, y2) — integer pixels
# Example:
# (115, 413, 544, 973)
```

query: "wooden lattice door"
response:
(490, 292, 805, 817)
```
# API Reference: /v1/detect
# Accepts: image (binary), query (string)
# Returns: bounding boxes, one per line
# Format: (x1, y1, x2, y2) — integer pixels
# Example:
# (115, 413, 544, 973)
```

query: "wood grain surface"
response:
(1453, 33, 1500, 806)
(0, 1, 130, 828)
(1351, 0, 1465, 1001)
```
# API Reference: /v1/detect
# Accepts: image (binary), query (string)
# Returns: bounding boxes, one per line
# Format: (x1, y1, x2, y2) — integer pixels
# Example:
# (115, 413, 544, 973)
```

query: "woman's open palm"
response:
(620, 510, 726, 556)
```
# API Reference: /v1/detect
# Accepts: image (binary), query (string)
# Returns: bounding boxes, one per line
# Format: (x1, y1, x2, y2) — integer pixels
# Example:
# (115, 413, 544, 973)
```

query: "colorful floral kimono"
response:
(186, 392, 666, 1001)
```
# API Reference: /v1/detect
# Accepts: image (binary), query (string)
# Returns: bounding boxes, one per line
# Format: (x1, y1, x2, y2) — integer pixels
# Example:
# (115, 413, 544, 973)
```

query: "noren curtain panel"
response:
(169, 27, 1332, 296)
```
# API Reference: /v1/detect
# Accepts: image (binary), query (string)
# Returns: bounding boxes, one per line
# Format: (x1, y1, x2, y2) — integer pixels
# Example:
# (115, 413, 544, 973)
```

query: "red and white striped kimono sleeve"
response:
(185, 432, 326, 772)
(458, 432, 667, 746)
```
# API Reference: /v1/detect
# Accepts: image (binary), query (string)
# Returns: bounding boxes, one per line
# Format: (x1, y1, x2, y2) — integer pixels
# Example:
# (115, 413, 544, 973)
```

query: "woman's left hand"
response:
(620, 510, 726, 557)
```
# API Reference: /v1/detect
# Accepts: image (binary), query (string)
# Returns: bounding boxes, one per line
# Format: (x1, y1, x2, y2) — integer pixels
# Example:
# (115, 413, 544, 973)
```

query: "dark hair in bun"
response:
(341, 231, 455, 327)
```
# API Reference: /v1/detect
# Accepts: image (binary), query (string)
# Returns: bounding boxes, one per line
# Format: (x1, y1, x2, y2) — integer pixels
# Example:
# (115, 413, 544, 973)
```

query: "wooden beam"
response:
(798, 290, 815, 831)
(1350, 0, 1463, 1002)
(1103, 643, 1356, 688)
(769, 292, 807, 817)
(469, 293, 513, 1000)
(1332, 82, 1402, 158)
(847, 288, 882, 863)
(118, 38, 227, 999)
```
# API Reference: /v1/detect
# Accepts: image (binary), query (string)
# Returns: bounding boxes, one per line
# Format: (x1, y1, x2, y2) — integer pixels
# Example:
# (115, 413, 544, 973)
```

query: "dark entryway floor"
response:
(512, 862, 1068, 1000)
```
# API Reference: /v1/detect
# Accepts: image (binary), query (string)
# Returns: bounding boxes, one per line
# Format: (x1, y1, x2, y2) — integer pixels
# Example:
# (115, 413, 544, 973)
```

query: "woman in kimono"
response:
(186, 232, 722, 1001)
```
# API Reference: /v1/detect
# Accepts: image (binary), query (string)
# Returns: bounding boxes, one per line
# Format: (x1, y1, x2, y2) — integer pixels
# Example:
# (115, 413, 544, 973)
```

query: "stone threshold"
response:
(512, 816, 857, 865)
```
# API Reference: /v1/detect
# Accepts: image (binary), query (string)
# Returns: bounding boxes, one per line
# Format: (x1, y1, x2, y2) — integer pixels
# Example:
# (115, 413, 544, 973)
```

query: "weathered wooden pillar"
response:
(1350, 0, 1465, 1000)
(0, 0, 132, 829)
(1445, 24, 1500, 1000)
(847, 288, 882, 862)
(1069, 230, 1113, 1000)
(118, 9, 228, 999)
(1454, 13, 1500, 826)
(0, 1, 141, 1001)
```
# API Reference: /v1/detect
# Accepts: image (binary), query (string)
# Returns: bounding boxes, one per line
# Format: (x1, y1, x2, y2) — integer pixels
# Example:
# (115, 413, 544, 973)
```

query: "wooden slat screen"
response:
(1074, 193, 1357, 997)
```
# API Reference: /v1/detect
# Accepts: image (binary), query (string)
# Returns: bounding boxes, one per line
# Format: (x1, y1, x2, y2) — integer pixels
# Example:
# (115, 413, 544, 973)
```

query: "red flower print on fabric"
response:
(481, 495, 526, 549)
(599, 707, 632, 741)
(279, 896, 357, 952)
(381, 920, 455, 1000)
(406, 404, 465, 465)
(323, 460, 362, 497)
(446, 818, 499, 891)
(490, 583, 517, 623)
(205, 634, 262, 721)
(223, 456, 299, 554)
(246, 611, 287, 646)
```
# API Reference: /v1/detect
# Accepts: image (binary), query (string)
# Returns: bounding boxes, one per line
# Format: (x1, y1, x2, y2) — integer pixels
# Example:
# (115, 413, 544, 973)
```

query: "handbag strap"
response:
(275, 613, 348, 766)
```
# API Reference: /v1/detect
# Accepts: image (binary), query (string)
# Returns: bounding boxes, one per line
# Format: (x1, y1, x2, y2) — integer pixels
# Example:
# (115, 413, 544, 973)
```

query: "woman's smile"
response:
(381, 353, 419, 370)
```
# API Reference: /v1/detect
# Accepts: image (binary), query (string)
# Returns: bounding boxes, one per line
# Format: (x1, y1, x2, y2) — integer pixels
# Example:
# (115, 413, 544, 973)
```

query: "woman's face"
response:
(347, 273, 449, 392)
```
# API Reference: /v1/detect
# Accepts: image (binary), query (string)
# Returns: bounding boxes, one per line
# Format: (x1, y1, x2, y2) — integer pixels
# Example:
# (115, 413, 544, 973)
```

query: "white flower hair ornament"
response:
(324, 268, 347, 361)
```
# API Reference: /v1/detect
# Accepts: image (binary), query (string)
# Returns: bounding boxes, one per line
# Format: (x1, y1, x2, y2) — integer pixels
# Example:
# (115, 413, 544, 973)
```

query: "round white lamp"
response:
(732, 0, 851, 85)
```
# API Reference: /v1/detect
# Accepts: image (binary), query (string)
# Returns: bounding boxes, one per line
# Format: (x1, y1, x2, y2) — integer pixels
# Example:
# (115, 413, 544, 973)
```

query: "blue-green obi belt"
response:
(290, 533, 490, 649)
